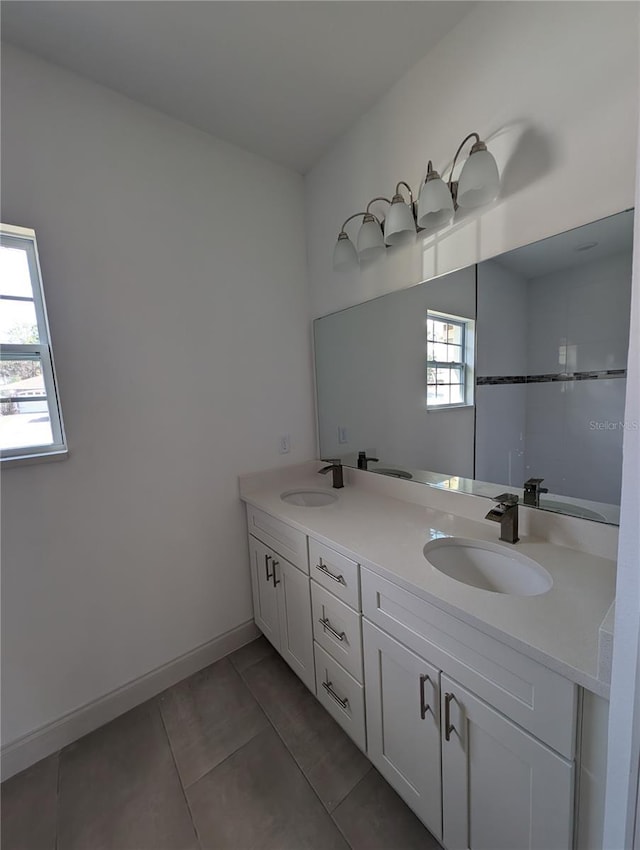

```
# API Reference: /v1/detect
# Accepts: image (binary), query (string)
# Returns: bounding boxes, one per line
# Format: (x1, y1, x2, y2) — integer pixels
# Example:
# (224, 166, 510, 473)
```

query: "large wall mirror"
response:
(314, 209, 634, 525)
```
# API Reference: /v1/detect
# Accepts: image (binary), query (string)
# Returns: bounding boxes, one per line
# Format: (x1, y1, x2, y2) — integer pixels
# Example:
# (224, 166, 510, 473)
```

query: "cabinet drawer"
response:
(362, 568, 576, 759)
(246, 505, 308, 573)
(314, 642, 366, 752)
(312, 581, 363, 682)
(309, 538, 360, 610)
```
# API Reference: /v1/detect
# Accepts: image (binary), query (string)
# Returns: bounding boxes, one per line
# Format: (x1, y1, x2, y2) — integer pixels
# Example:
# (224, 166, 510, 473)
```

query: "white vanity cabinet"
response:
(363, 621, 443, 840)
(246, 508, 315, 693)
(440, 675, 573, 850)
(249, 535, 281, 646)
(364, 620, 573, 849)
(309, 538, 367, 752)
(243, 500, 601, 850)
(311, 575, 363, 681)
(362, 569, 575, 850)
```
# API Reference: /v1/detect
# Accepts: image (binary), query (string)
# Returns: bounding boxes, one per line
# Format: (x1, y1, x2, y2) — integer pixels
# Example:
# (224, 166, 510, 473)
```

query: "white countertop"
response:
(241, 471, 616, 698)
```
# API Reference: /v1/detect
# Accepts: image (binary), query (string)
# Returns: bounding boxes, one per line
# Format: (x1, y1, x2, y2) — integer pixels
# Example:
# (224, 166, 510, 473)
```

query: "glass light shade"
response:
(357, 217, 385, 261)
(332, 233, 358, 270)
(384, 201, 416, 246)
(456, 148, 500, 209)
(417, 176, 455, 230)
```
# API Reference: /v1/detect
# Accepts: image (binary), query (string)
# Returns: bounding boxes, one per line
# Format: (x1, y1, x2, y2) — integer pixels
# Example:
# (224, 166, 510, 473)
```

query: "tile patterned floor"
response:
(1, 637, 443, 850)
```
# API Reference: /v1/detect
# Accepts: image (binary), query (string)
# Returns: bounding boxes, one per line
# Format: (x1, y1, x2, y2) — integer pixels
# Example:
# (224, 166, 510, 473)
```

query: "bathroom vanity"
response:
(240, 465, 615, 850)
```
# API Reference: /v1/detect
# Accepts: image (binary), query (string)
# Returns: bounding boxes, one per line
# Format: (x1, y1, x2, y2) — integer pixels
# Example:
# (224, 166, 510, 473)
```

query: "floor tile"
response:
(243, 651, 370, 811)
(1, 752, 59, 850)
(229, 634, 276, 672)
(333, 768, 443, 850)
(58, 701, 197, 850)
(159, 656, 269, 787)
(187, 726, 349, 850)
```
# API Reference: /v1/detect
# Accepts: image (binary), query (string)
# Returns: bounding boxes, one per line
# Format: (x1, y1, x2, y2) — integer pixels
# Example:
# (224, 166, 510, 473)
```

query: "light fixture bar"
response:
(332, 130, 500, 269)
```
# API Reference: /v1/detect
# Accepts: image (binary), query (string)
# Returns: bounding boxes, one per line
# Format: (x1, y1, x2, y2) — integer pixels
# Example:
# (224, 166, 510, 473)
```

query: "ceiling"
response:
(494, 210, 635, 281)
(1, 1, 474, 173)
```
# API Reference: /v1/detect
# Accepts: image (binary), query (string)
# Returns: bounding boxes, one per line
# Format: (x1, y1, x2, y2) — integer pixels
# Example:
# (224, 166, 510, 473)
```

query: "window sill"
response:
(427, 403, 475, 412)
(1, 448, 69, 468)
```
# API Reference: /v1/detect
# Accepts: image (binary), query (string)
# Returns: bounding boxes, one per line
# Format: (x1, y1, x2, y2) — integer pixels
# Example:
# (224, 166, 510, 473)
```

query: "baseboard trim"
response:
(1, 619, 259, 781)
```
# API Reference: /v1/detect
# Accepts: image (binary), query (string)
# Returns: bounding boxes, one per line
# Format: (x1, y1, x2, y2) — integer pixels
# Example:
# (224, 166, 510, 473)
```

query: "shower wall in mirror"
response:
(314, 209, 634, 524)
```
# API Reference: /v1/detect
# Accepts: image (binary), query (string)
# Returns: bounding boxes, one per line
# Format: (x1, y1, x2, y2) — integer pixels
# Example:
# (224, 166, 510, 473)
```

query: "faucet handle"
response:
(524, 477, 544, 489)
(492, 492, 519, 506)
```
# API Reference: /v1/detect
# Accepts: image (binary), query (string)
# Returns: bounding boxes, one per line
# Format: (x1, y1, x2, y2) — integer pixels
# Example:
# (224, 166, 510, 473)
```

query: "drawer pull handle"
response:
(316, 560, 346, 585)
(272, 560, 280, 587)
(444, 692, 455, 741)
(419, 673, 432, 719)
(322, 678, 349, 710)
(264, 553, 274, 582)
(319, 617, 346, 642)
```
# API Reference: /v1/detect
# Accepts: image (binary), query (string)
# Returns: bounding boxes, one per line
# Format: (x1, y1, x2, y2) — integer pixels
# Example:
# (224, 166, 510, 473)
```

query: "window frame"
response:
(1, 224, 67, 464)
(426, 310, 475, 410)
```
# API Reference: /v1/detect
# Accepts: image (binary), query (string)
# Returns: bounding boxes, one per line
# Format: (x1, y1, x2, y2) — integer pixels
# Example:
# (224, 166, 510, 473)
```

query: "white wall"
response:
(0, 45, 316, 747)
(305, 2, 638, 319)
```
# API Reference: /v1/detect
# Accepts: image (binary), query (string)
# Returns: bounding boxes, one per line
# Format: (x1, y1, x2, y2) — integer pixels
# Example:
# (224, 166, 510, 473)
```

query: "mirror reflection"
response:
(314, 209, 634, 525)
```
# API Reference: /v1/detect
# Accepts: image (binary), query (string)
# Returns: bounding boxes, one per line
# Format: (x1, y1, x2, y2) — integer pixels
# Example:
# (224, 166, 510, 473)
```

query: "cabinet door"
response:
(363, 620, 442, 841)
(441, 674, 573, 850)
(275, 557, 315, 693)
(248, 536, 280, 649)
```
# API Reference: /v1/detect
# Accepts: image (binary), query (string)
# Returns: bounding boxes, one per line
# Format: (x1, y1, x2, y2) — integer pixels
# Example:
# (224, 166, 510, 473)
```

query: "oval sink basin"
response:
(280, 489, 338, 507)
(424, 537, 553, 596)
(374, 468, 413, 480)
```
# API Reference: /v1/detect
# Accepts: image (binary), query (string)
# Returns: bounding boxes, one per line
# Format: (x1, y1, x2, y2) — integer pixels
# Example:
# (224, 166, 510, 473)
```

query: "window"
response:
(426, 310, 475, 409)
(1, 224, 67, 462)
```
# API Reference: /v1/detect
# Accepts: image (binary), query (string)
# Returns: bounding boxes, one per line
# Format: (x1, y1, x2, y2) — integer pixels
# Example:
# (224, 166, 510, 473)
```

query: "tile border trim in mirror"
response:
(477, 369, 626, 386)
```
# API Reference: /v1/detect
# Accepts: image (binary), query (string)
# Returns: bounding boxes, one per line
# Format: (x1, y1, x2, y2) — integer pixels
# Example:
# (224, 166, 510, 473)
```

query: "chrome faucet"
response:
(523, 477, 549, 507)
(485, 493, 520, 544)
(319, 458, 344, 489)
(357, 451, 379, 470)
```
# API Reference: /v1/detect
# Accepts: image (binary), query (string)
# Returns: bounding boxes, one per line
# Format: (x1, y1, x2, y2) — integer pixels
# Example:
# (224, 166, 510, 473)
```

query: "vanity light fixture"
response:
(333, 130, 501, 270)
(357, 197, 388, 261)
(384, 182, 417, 246)
(420, 132, 500, 222)
(453, 132, 500, 209)
(417, 161, 455, 230)
(332, 209, 382, 270)
(332, 227, 359, 270)
(356, 213, 385, 261)
(333, 200, 392, 270)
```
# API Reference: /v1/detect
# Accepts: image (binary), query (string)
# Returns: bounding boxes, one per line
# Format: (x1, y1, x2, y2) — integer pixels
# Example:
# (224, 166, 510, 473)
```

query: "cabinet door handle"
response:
(419, 674, 432, 719)
(272, 560, 280, 587)
(322, 678, 349, 710)
(264, 553, 274, 582)
(444, 692, 456, 741)
(315, 559, 346, 585)
(319, 617, 346, 642)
